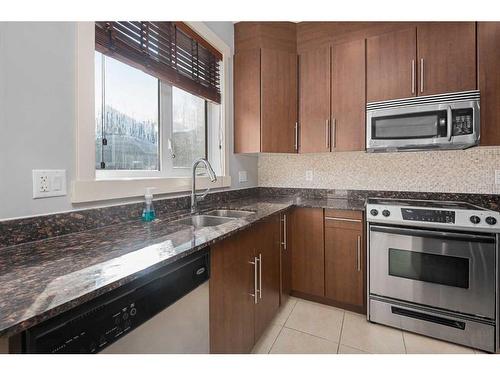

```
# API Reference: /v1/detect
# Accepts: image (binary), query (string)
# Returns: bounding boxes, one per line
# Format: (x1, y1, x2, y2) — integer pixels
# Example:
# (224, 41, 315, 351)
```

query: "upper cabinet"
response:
(234, 22, 298, 154)
(367, 23, 476, 102)
(366, 28, 417, 102)
(299, 40, 366, 153)
(417, 23, 476, 96)
(478, 22, 500, 146)
(298, 47, 331, 153)
(331, 39, 366, 151)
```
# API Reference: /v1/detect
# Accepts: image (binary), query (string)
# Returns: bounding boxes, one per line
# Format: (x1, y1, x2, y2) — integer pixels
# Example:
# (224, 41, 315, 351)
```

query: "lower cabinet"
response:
(290, 207, 366, 313)
(324, 210, 365, 312)
(209, 214, 280, 353)
(290, 207, 325, 297)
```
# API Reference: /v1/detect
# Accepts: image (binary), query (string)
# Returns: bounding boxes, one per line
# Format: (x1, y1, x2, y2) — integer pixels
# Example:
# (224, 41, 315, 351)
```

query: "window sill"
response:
(71, 175, 232, 203)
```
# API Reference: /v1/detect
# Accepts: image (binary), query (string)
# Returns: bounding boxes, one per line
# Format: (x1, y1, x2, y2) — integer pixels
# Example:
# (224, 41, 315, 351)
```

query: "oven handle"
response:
(370, 225, 495, 243)
(447, 105, 453, 141)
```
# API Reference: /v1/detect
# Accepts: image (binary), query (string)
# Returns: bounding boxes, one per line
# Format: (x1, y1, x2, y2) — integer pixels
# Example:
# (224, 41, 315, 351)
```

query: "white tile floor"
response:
(252, 297, 486, 354)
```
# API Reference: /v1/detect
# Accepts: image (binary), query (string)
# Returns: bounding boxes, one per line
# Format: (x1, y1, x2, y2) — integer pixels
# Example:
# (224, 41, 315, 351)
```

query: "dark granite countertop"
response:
(0, 196, 364, 338)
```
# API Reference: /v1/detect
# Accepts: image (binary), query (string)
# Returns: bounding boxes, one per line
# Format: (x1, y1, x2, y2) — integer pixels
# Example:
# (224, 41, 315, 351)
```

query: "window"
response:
(95, 51, 215, 178)
(95, 52, 160, 171)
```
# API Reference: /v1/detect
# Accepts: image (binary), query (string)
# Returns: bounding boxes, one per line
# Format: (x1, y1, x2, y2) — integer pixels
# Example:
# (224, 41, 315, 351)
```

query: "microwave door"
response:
(367, 105, 449, 151)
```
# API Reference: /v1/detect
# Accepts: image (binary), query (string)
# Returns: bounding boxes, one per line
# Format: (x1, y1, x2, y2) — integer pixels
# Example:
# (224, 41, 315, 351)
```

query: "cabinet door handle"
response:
(283, 214, 287, 250)
(294, 122, 299, 152)
(325, 119, 330, 149)
(411, 59, 415, 94)
(420, 58, 424, 93)
(249, 257, 258, 304)
(258, 253, 263, 300)
(356, 235, 361, 272)
(332, 117, 336, 149)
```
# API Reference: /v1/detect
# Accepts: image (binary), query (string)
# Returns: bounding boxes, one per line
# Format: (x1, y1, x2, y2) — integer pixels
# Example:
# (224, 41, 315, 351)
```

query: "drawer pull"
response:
(325, 217, 361, 223)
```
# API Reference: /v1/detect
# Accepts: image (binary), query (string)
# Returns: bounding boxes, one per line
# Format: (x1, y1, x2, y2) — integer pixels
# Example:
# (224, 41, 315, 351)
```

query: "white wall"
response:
(0, 22, 258, 220)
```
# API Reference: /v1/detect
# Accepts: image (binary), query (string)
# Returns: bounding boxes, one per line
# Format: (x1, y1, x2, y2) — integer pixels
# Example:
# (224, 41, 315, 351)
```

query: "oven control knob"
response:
(370, 209, 379, 216)
(486, 216, 497, 225)
(470, 215, 481, 224)
(382, 210, 391, 217)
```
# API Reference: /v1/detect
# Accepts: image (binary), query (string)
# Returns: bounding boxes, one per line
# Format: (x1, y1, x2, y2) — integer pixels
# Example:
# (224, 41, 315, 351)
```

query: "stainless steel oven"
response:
(366, 91, 480, 152)
(366, 198, 500, 352)
(370, 225, 496, 319)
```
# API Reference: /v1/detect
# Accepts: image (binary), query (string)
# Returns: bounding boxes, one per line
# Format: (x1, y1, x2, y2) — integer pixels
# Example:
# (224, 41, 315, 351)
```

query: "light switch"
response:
(305, 170, 313, 181)
(238, 171, 248, 183)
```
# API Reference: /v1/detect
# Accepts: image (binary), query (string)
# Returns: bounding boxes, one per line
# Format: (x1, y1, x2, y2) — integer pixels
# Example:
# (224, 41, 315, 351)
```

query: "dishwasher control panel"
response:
(23, 249, 209, 354)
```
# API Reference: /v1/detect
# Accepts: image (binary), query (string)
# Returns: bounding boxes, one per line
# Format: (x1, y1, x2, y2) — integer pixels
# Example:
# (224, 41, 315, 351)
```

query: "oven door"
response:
(369, 225, 496, 319)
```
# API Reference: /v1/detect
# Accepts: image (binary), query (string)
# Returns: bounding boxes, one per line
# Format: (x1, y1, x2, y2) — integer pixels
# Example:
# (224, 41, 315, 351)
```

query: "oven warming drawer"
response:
(369, 297, 495, 352)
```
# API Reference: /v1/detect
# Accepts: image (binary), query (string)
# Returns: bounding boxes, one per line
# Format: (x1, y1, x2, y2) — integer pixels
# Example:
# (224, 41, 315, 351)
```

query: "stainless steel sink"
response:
(205, 209, 255, 218)
(173, 215, 236, 228)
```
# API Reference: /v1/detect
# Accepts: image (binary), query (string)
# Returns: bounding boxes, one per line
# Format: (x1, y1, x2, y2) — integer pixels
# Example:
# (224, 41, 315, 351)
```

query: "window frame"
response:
(73, 22, 231, 204)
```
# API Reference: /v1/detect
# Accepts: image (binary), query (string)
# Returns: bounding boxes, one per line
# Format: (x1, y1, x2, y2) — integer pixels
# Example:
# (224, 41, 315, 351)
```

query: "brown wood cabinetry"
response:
(290, 208, 325, 297)
(234, 50, 260, 153)
(324, 210, 365, 312)
(367, 27, 417, 102)
(210, 228, 256, 353)
(254, 215, 281, 339)
(210, 215, 280, 353)
(331, 39, 366, 151)
(290, 207, 366, 313)
(417, 23, 476, 96)
(299, 40, 366, 153)
(478, 22, 500, 146)
(367, 23, 476, 102)
(299, 47, 331, 153)
(234, 22, 298, 154)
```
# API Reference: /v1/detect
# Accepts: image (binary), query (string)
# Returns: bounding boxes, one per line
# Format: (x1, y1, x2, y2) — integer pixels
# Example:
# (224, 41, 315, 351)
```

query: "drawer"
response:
(324, 209, 363, 230)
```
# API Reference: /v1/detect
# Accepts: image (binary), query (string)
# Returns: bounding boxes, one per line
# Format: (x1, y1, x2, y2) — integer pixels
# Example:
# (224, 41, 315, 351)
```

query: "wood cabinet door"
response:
(261, 49, 298, 153)
(254, 215, 281, 340)
(290, 208, 325, 297)
(478, 22, 500, 146)
(417, 22, 476, 96)
(367, 27, 417, 102)
(210, 229, 256, 353)
(280, 211, 292, 305)
(331, 39, 366, 152)
(234, 49, 261, 153)
(299, 47, 331, 153)
(324, 211, 365, 309)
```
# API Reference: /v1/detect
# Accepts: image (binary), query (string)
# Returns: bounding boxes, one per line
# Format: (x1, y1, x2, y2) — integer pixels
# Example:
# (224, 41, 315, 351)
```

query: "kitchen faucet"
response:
(191, 158, 217, 214)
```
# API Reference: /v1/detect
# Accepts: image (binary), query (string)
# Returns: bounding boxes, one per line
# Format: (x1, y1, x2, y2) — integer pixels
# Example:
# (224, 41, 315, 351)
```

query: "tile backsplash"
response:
(258, 146, 500, 194)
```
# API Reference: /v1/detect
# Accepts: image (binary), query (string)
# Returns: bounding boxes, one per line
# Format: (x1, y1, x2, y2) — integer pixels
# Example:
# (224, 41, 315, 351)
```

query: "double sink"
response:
(173, 209, 255, 228)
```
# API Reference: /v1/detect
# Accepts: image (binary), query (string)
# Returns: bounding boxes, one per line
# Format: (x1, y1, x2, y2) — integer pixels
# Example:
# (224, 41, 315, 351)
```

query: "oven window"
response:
(388, 248, 469, 288)
(372, 110, 446, 139)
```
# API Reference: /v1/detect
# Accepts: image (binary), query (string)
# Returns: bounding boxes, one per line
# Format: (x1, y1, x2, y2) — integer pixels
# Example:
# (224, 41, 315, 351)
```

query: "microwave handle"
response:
(447, 106, 453, 141)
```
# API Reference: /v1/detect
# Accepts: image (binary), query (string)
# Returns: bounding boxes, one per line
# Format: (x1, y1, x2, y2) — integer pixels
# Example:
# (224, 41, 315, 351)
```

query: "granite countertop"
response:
(0, 196, 365, 337)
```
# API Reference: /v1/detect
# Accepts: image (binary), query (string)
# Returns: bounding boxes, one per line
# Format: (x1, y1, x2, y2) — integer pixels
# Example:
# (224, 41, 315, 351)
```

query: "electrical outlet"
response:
(305, 170, 313, 181)
(238, 171, 248, 183)
(33, 170, 67, 199)
(496, 170, 500, 185)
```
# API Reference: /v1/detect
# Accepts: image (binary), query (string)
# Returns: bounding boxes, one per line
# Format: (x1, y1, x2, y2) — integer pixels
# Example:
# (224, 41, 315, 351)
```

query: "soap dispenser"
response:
(142, 187, 156, 222)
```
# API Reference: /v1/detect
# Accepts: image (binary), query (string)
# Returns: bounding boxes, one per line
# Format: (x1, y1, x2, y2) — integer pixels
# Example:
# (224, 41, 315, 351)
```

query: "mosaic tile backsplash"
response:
(258, 146, 500, 194)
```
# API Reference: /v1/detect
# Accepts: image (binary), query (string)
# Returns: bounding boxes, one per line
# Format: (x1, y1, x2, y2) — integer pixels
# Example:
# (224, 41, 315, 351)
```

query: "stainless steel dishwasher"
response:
(23, 249, 210, 354)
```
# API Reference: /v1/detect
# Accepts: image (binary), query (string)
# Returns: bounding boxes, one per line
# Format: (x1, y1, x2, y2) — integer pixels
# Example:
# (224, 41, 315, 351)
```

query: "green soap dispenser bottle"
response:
(142, 187, 156, 222)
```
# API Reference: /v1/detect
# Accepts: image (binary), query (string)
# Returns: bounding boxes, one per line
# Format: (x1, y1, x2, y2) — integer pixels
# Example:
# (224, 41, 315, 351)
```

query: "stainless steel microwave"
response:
(366, 91, 480, 152)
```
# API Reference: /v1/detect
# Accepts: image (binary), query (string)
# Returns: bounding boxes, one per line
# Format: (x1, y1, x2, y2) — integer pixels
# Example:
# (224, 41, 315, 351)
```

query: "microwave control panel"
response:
(452, 108, 474, 136)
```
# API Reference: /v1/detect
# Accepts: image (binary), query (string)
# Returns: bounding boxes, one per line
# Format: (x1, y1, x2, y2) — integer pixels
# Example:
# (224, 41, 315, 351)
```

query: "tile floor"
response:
(252, 297, 486, 354)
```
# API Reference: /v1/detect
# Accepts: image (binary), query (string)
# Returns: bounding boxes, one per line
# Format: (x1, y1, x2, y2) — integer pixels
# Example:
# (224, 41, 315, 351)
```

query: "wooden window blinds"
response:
(95, 21, 222, 103)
